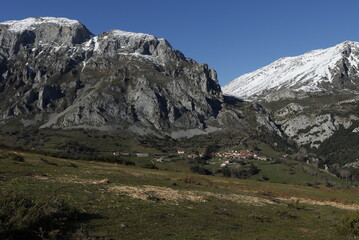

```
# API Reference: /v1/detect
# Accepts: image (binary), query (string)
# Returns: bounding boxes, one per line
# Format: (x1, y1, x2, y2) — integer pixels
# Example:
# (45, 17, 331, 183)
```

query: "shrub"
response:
(10, 154, 25, 162)
(142, 163, 159, 170)
(55, 141, 97, 155)
(336, 212, 359, 237)
(287, 200, 303, 210)
(181, 176, 201, 185)
(91, 156, 135, 166)
(180, 176, 213, 187)
(0, 152, 25, 162)
(275, 210, 298, 219)
(40, 158, 58, 166)
(222, 163, 260, 179)
(222, 167, 231, 177)
(190, 165, 213, 175)
(262, 175, 269, 181)
(69, 163, 78, 168)
(0, 191, 80, 240)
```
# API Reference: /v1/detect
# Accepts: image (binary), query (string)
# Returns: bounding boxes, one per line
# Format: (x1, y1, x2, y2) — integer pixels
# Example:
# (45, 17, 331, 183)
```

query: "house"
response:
(257, 156, 268, 161)
(239, 154, 248, 159)
(187, 154, 199, 159)
(178, 150, 185, 155)
(136, 153, 149, 157)
(213, 152, 223, 157)
(113, 151, 132, 156)
(155, 158, 163, 162)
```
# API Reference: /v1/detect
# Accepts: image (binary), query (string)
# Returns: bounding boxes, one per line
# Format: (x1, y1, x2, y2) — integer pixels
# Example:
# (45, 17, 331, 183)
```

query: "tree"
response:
(339, 169, 351, 181)
(202, 144, 219, 160)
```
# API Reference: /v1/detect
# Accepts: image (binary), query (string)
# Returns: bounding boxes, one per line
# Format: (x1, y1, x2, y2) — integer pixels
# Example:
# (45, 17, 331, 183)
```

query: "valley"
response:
(1, 16, 359, 239)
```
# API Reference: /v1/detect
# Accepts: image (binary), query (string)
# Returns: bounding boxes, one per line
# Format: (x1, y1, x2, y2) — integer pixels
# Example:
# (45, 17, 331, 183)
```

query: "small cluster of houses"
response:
(112, 149, 269, 163)
(177, 150, 204, 159)
(213, 150, 268, 161)
(178, 149, 269, 162)
(218, 150, 269, 168)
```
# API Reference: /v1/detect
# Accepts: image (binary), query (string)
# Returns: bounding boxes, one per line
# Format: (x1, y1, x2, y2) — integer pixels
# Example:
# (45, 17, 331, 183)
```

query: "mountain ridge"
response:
(0, 16, 286, 143)
(223, 41, 359, 101)
(0, 17, 223, 135)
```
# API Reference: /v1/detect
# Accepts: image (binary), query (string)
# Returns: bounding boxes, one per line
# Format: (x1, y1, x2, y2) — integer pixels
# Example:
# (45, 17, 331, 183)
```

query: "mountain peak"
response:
(223, 41, 359, 100)
(0, 17, 93, 52)
(0, 17, 82, 33)
(339, 40, 358, 46)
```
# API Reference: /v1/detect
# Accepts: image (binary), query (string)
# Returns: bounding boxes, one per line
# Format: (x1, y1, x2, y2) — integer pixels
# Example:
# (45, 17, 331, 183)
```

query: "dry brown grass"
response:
(31, 173, 359, 210)
(277, 196, 359, 211)
(110, 185, 207, 202)
(109, 184, 275, 206)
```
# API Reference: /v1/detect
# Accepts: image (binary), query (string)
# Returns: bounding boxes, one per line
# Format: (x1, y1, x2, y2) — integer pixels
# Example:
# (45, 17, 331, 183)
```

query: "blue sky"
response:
(1, 0, 359, 86)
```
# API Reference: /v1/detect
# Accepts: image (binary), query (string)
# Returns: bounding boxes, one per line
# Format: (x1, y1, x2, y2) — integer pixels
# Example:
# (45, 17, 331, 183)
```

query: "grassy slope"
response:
(1, 149, 359, 239)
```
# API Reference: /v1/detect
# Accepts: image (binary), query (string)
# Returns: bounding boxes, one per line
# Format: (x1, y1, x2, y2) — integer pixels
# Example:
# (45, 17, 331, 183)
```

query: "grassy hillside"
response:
(1, 149, 359, 239)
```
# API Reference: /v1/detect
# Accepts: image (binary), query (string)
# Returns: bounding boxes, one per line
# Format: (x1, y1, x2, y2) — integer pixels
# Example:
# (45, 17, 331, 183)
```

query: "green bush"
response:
(10, 154, 25, 162)
(0, 152, 25, 162)
(93, 156, 135, 166)
(40, 158, 58, 166)
(222, 163, 260, 179)
(190, 165, 213, 175)
(336, 212, 359, 237)
(0, 191, 80, 240)
(142, 163, 159, 170)
(262, 175, 270, 181)
(55, 140, 97, 155)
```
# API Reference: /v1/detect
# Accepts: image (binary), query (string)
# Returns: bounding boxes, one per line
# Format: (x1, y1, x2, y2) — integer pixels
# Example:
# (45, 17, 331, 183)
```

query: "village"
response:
(181, 149, 270, 167)
(112, 149, 270, 168)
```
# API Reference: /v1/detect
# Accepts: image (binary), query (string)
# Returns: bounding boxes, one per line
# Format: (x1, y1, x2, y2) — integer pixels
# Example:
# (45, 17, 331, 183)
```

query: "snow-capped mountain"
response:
(1, 17, 81, 32)
(223, 41, 359, 100)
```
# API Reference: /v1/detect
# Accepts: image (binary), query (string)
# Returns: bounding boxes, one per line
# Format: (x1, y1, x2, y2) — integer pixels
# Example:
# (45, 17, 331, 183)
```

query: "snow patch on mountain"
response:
(79, 29, 168, 66)
(223, 41, 359, 99)
(0, 17, 80, 32)
(109, 30, 156, 41)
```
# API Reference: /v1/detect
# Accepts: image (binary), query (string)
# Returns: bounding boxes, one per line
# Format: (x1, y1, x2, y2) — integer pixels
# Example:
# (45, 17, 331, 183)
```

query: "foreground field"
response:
(1, 149, 359, 239)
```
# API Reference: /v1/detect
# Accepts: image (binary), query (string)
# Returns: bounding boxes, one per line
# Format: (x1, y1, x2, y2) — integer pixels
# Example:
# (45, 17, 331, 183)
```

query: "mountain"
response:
(0, 17, 285, 141)
(0, 17, 226, 135)
(223, 41, 359, 101)
(224, 41, 359, 170)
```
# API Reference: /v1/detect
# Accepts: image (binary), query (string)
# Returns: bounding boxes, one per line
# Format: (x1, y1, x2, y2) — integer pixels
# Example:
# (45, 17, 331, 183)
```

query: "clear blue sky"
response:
(1, 0, 359, 86)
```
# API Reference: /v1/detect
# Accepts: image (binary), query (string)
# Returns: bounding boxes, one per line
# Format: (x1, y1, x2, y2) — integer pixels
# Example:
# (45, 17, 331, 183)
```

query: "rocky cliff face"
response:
(274, 104, 357, 148)
(0, 17, 223, 134)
